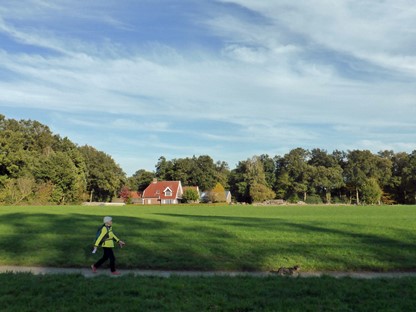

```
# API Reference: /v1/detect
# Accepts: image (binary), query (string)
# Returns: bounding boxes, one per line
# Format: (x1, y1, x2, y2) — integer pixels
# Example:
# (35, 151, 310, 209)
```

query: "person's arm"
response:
(110, 231, 125, 247)
(110, 230, 119, 243)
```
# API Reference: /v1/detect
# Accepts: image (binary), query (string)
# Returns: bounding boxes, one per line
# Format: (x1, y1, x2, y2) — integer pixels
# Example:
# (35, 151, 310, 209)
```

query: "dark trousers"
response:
(94, 247, 116, 272)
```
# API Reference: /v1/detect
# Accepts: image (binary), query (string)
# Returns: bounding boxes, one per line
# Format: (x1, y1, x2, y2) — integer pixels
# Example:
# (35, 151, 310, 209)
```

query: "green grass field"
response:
(0, 204, 415, 272)
(2, 204, 416, 311)
(2, 273, 416, 312)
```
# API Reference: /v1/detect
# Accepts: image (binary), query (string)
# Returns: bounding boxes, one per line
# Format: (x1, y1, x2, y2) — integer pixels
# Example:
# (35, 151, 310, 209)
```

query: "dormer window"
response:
(164, 187, 172, 197)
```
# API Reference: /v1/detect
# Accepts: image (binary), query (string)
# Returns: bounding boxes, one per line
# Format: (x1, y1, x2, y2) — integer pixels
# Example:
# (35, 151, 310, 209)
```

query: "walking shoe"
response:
(111, 271, 121, 276)
(91, 265, 97, 273)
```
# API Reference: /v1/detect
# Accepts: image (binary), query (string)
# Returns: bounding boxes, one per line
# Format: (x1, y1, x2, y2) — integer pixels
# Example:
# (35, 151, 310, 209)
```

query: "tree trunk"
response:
(356, 187, 360, 205)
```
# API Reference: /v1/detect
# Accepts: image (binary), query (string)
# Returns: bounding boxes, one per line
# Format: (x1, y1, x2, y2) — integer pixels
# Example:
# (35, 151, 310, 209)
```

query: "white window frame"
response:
(164, 187, 173, 197)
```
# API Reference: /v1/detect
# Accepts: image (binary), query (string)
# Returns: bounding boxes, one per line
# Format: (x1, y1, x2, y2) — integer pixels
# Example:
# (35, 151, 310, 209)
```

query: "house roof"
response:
(142, 180, 183, 199)
(129, 191, 142, 199)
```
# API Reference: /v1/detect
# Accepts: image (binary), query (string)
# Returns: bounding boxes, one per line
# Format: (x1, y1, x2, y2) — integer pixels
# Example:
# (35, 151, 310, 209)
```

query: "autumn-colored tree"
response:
(208, 182, 226, 203)
(119, 186, 131, 204)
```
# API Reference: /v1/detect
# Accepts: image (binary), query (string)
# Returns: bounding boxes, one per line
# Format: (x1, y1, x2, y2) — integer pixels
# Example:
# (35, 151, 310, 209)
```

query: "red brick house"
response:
(142, 179, 183, 204)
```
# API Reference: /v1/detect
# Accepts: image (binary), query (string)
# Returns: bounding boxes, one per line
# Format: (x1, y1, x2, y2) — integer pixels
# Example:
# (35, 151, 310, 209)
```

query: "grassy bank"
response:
(0, 205, 415, 271)
(1, 273, 416, 311)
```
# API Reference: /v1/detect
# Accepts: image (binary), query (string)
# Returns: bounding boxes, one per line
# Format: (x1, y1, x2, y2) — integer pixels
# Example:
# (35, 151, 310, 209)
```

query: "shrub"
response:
(361, 178, 382, 205)
(332, 195, 349, 204)
(305, 194, 323, 204)
(286, 193, 300, 203)
(182, 189, 200, 203)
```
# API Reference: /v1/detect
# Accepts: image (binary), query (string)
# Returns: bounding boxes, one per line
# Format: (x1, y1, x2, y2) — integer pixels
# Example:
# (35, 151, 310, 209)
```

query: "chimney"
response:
(152, 178, 158, 183)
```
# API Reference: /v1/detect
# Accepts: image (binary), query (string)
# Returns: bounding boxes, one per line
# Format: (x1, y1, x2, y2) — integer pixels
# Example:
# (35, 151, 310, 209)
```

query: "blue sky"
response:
(0, 0, 415, 176)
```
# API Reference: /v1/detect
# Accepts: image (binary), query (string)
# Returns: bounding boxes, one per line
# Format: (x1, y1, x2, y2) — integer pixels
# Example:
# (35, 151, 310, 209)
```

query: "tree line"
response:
(1, 115, 416, 205)
(0, 115, 125, 204)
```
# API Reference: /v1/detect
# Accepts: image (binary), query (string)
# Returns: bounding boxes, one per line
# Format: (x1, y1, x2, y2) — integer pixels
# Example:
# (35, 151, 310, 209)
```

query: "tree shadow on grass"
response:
(152, 212, 416, 271)
(0, 211, 415, 272)
(0, 212, 169, 268)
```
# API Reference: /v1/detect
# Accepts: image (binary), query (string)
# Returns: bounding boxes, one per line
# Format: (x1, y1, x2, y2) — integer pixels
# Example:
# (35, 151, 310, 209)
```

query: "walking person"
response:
(91, 216, 125, 275)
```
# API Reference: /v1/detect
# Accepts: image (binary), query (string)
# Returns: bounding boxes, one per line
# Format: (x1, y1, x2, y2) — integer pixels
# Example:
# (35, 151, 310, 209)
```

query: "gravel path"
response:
(1, 266, 416, 279)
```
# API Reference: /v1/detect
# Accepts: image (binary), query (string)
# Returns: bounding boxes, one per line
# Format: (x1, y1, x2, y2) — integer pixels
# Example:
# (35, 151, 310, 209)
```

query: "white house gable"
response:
(164, 187, 173, 197)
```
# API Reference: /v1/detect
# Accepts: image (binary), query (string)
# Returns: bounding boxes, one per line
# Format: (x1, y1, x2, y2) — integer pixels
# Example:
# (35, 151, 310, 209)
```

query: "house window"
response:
(164, 187, 172, 197)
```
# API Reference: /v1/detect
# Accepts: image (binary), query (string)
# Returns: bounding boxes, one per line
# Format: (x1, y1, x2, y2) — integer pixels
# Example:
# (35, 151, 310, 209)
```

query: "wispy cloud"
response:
(0, 1, 415, 175)
(217, 0, 416, 76)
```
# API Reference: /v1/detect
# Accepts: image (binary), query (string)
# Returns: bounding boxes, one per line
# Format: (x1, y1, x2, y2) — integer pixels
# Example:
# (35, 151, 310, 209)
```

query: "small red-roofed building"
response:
(129, 191, 142, 204)
(142, 179, 183, 204)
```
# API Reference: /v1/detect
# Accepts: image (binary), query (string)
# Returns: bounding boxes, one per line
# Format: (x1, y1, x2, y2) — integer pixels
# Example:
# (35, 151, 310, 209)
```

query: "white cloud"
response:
(217, 0, 416, 76)
(222, 44, 267, 64)
(0, 1, 415, 174)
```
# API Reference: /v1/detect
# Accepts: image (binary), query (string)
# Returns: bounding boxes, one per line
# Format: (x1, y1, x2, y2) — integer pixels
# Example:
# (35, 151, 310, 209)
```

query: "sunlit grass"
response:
(0, 205, 415, 271)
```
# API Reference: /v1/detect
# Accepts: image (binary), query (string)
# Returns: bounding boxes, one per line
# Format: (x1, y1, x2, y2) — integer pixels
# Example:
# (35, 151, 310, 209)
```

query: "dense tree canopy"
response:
(229, 156, 275, 203)
(155, 155, 229, 191)
(0, 115, 125, 204)
(78, 145, 125, 202)
(1, 115, 416, 205)
(127, 169, 155, 192)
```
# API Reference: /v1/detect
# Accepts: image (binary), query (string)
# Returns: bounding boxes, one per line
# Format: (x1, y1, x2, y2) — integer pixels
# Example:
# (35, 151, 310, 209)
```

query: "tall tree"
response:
(344, 150, 392, 204)
(34, 151, 82, 204)
(309, 148, 338, 168)
(127, 169, 155, 192)
(215, 160, 230, 189)
(229, 162, 250, 203)
(309, 165, 344, 203)
(229, 156, 275, 203)
(155, 156, 174, 180)
(171, 157, 195, 185)
(0, 127, 27, 179)
(189, 155, 219, 191)
(53, 136, 87, 200)
(19, 119, 54, 154)
(308, 149, 344, 203)
(259, 154, 276, 189)
(79, 145, 126, 202)
(402, 151, 416, 204)
(275, 148, 313, 202)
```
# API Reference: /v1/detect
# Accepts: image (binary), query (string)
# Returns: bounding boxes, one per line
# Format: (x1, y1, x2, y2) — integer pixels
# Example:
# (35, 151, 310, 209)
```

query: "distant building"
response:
(200, 190, 232, 204)
(225, 191, 232, 204)
(129, 191, 142, 204)
(142, 179, 183, 204)
(112, 191, 142, 204)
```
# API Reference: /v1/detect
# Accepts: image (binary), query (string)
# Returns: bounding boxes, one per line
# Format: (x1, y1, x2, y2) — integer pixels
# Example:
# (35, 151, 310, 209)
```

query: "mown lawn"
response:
(0, 204, 416, 272)
(1, 273, 416, 312)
